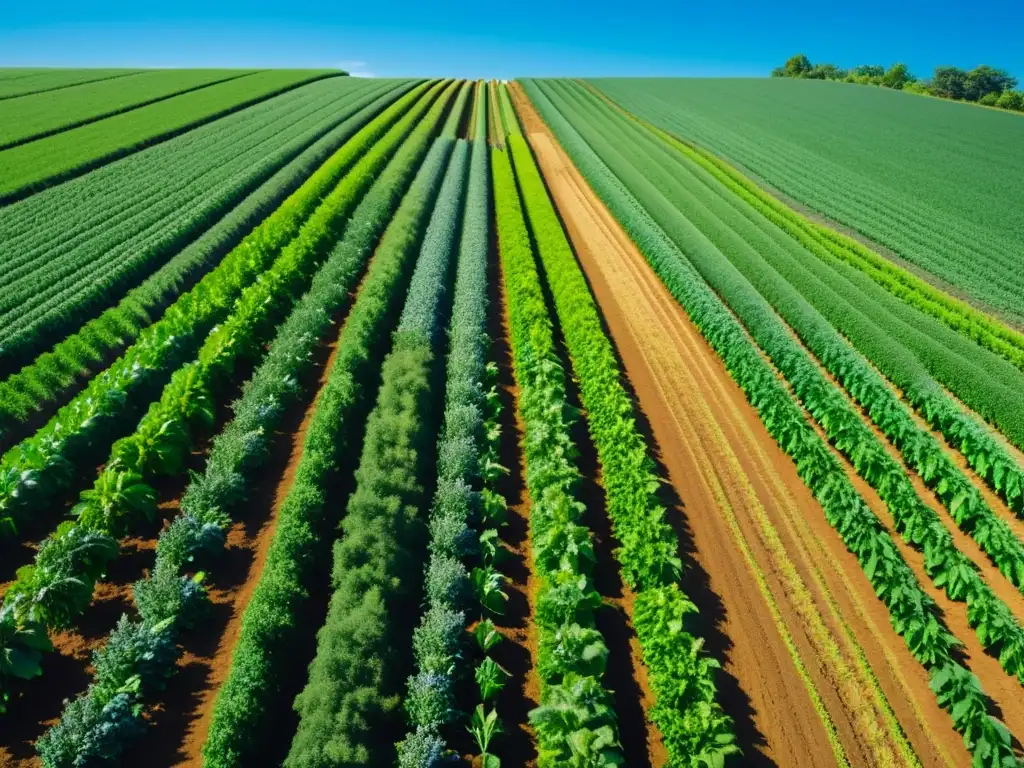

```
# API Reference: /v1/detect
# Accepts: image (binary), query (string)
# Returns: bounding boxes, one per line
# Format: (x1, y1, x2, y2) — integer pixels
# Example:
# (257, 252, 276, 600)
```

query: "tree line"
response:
(772, 54, 1024, 113)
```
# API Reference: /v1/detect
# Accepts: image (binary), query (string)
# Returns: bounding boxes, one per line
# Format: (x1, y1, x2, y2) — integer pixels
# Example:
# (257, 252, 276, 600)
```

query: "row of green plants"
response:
(561, 80, 1024, 516)
(0, 80, 416, 444)
(0, 78, 402, 375)
(561, 80, 1024, 575)
(492, 137, 624, 767)
(546, 76, 1024, 690)
(0, 82, 445, 713)
(28, 84, 460, 768)
(201, 130, 458, 767)
(0, 82, 431, 541)
(285, 134, 469, 768)
(395, 90, 513, 767)
(636, 122, 1024, 375)
(522, 77, 1021, 768)
(503, 93, 739, 765)
(626, 98, 1024, 558)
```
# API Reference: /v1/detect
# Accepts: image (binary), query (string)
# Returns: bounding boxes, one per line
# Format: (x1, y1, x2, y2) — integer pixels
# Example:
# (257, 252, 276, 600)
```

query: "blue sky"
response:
(2, 1, 1022, 81)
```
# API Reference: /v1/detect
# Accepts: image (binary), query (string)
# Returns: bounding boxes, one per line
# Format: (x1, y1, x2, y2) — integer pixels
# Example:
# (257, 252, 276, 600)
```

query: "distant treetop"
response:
(772, 53, 1022, 113)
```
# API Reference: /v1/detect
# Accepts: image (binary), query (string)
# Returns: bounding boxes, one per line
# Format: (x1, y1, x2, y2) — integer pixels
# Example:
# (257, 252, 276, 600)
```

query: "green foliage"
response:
(0, 78, 414, 425)
(523, 76, 1018, 765)
(585, 75, 1024, 320)
(0, 603, 52, 713)
(0, 80, 431, 539)
(0, 70, 342, 200)
(491, 135, 624, 763)
(506, 104, 737, 764)
(201, 92, 457, 768)
(286, 133, 468, 768)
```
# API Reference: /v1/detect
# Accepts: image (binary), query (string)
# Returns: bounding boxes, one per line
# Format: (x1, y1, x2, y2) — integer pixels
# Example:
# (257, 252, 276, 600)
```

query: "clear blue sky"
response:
(2, 0, 1022, 81)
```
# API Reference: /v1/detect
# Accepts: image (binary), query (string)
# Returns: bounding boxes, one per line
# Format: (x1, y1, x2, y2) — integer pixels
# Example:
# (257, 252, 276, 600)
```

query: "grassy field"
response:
(590, 77, 1024, 321)
(0, 68, 139, 99)
(0, 69, 341, 200)
(0, 68, 256, 148)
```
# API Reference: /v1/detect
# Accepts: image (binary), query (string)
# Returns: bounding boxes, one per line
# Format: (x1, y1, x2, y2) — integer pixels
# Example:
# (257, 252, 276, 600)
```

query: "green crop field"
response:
(0, 64, 1022, 768)
(0, 68, 256, 148)
(590, 77, 1024, 321)
(0, 68, 140, 99)
(0, 69, 340, 200)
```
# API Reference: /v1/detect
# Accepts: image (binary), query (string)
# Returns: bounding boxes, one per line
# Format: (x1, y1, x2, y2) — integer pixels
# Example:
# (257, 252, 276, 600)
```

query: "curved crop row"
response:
(503, 99, 738, 764)
(0, 82, 447, 711)
(522, 77, 1020, 767)
(32, 98, 458, 768)
(492, 140, 624, 767)
(0, 81, 416, 443)
(540, 79, 1024, 684)
(0, 82, 432, 542)
(201, 132, 457, 768)
(285, 136, 469, 768)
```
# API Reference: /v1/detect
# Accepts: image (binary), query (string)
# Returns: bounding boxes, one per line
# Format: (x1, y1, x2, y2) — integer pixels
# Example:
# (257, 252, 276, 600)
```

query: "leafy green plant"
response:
(469, 704, 502, 768)
(0, 603, 51, 713)
(471, 565, 508, 616)
(474, 619, 503, 653)
(475, 657, 510, 701)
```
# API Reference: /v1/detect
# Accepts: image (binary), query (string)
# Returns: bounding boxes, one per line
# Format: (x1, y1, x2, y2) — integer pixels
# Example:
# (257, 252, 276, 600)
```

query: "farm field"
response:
(588, 77, 1024, 322)
(0, 68, 1022, 768)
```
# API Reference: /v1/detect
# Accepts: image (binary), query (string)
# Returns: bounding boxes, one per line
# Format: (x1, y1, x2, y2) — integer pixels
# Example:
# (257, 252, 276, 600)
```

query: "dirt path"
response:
(511, 84, 967, 767)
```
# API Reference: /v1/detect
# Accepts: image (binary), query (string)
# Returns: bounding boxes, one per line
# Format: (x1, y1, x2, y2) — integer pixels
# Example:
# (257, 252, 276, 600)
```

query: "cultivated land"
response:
(589, 77, 1024, 321)
(0, 70, 1022, 768)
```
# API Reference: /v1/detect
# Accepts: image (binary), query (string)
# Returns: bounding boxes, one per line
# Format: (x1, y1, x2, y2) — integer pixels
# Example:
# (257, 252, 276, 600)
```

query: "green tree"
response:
(807, 63, 846, 80)
(964, 65, 1017, 101)
(882, 62, 915, 89)
(782, 53, 813, 77)
(996, 90, 1024, 111)
(932, 66, 968, 99)
(853, 64, 885, 78)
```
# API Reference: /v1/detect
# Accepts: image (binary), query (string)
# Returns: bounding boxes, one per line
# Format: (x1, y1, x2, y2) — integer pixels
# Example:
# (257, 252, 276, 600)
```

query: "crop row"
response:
(201, 102, 459, 766)
(0, 69, 342, 201)
(286, 129, 468, 767)
(0, 69, 139, 100)
(0, 82, 415, 448)
(0, 77, 406, 375)
(30, 86, 458, 768)
(503, 88, 738, 765)
(0, 68, 255, 150)
(632, 121, 1024, 375)
(1, 79, 447, 682)
(586, 79, 1024, 320)
(541, 78, 1024, 680)
(396, 89, 510, 766)
(492, 132, 625, 766)
(0, 82, 431, 545)
(523, 77, 1020, 766)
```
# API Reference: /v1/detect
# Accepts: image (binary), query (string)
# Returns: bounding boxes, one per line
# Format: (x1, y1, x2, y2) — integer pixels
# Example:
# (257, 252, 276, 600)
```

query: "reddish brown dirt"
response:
(511, 84, 968, 767)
